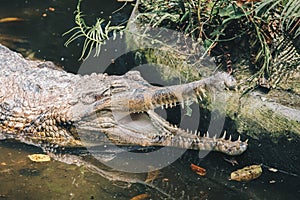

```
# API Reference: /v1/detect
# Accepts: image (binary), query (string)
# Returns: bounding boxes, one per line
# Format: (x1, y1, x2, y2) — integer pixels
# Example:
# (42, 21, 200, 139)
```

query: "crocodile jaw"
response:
(72, 71, 247, 155)
(75, 105, 247, 156)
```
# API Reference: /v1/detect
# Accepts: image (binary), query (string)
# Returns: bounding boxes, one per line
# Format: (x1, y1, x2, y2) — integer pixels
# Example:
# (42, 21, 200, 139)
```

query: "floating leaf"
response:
(0, 17, 24, 23)
(28, 154, 51, 162)
(130, 193, 151, 200)
(230, 164, 262, 181)
(190, 163, 206, 176)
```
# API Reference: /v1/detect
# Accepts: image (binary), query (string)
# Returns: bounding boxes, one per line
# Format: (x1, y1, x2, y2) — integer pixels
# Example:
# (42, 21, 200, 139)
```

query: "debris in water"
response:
(0, 17, 24, 23)
(48, 7, 55, 12)
(145, 168, 161, 183)
(230, 164, 262, 181)
(268, 167, 278, 173)
(28, 154, 51, 162)
(190, 163, 206, 176)
(130, 193, 151, 200)
(224, 157, 239, 166)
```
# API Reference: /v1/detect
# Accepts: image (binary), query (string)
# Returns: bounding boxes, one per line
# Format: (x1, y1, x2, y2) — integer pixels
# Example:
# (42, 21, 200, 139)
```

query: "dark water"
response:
(0, 0, 132, 73)
(0, 0, 300, 199)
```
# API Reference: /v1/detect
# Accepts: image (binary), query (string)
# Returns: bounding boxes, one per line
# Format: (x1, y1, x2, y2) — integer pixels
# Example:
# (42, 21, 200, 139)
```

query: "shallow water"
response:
(0, 0, 300, 199)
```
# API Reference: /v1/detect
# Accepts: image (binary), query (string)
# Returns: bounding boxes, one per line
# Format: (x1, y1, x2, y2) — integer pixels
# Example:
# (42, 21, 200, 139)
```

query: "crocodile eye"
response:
(81, 92, 103, 104)
(94, 94, 103, 101)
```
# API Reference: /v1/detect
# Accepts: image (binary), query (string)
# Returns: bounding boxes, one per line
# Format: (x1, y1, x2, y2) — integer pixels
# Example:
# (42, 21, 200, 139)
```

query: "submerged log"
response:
(226, 90, 300, 139)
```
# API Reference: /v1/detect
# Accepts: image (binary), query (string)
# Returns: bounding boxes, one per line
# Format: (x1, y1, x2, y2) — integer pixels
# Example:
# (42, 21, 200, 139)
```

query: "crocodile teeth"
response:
(237, 135, 241, 141)
(196, 91, 203, 101)
(229, 135, 232, 141)
(245, 139, 249, 143)
(213, 135, 217, 142)
(201, 88, 207, 98)
(222, 131, 227, 139)
(206, 132, 210, 138)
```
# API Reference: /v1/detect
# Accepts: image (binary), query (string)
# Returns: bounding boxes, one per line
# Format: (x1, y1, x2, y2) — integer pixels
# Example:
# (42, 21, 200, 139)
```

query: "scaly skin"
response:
(0, 44, 247, 156)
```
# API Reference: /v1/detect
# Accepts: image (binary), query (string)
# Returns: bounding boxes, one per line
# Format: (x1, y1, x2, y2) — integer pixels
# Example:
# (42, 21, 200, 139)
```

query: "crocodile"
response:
(0, 44, 248, 157)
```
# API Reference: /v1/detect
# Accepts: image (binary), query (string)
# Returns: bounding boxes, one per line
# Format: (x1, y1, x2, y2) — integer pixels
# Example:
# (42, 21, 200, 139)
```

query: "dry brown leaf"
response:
(130, 193, 151, 200)
(230, 164, 262, 181)
(28, 154, 51, 162)
(0, 17, 24, 23)
(190, 163, 206, 176)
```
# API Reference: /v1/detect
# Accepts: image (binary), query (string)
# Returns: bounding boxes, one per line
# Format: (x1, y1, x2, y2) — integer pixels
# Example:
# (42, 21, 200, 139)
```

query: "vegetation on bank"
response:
(64, 0, 299, 92)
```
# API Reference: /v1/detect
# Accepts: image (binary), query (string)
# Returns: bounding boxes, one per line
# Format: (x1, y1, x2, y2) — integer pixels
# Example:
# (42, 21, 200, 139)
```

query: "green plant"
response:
(63, 0, 125, 60)
(134, 0, 299, 89)
(65, 0, 299, 91)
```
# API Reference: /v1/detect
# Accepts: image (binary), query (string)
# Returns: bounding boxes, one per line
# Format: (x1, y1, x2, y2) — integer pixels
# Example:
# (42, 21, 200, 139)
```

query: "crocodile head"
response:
(0, 43, 247, 156)
(70, 71, 247, 156)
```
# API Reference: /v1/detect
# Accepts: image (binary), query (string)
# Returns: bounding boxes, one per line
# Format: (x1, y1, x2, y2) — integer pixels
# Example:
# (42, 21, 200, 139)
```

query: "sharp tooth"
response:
(213, 136, 216, 142)
(237, 135, 241, 141)
(222, 131, 227, 139)
(229, 135, 232, 141)
(181, 102, 184, 108)
(245, 139, 249, 143)
(187, 128, 189, 133)
(206, 131, 209, 138)
(201, 88, 207, 97)
(194, 130, 197, 135)
(169, 103, 173, 108)
(161, 105, 164, 109)
(165, 104, 168, 109)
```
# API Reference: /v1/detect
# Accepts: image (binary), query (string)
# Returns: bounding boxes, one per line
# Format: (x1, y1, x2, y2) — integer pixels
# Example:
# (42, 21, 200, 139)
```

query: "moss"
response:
(225, 91, 300, 141)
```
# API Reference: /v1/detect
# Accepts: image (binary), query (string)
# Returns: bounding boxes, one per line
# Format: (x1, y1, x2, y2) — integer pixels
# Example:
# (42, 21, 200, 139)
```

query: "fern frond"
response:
(63, 0, 125, 60)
